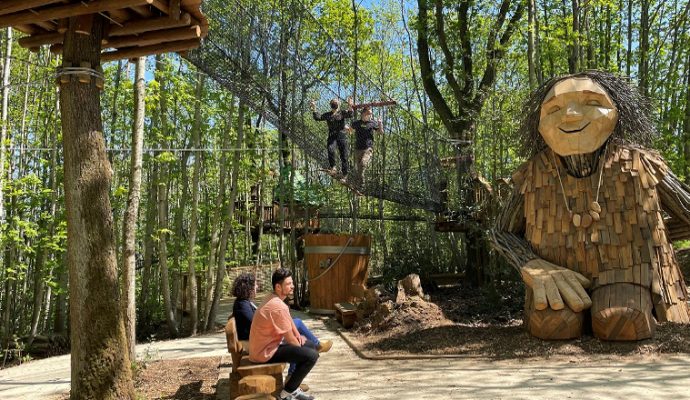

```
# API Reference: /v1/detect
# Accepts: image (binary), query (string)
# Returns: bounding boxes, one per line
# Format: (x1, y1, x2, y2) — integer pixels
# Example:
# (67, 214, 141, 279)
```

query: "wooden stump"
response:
(524, 287, 583, 340)
(591, 283, 655, 341)
(238, 375, 276, 396)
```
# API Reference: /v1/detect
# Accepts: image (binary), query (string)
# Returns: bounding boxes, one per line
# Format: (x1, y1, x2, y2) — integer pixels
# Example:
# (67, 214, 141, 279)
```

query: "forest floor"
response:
(3, 291, 690, 399)
(351, 281, 690, 360)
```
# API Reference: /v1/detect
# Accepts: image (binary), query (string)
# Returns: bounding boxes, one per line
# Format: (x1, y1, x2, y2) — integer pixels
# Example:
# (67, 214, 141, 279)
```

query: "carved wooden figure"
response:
(493, 71, 690, 341)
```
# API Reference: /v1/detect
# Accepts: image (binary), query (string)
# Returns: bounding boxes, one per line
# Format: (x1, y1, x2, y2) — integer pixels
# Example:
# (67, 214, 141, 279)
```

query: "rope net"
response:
(186, 0, 445, 212)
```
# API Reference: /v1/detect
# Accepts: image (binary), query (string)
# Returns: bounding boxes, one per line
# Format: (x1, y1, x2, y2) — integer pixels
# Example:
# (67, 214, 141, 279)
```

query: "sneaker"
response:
(316, 340, 332, 353)
(279, 388, 315, 400)
(285, 374, 309, 392)
(290, 388, 315, 400)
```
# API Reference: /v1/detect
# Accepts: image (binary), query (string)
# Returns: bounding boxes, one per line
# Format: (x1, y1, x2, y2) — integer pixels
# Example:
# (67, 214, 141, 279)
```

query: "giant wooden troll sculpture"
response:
(493, 71, 690, 341)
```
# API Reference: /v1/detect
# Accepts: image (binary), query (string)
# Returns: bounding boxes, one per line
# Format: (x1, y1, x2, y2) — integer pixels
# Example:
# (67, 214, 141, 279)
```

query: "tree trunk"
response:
(59, 15, 134, 399)
(626, 0, 633, 76)
(186, 72, 205, 335)
(139, 162, 158, 325)
(527, 0, 539, 88)
(121, 56, 146, 360)
(204, 98, 234, 331)
(155, 55, 179, 337)
(207, 100, 245, 327)
(569, 0, 580, 73)
(0, 27, 11, 230)
(638, 0, 650, 95)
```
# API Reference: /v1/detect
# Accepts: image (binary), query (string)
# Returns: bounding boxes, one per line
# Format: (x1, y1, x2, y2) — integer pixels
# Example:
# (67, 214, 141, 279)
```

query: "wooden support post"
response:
(0, 0, 64, 17)
(104, 25, 200, 49)
(0, 0, 155, 29)
(57, 18, 68, 34)
(101, 38, 200, 62)
(108, 13, 191, 37)
(75, 15, 94, 36)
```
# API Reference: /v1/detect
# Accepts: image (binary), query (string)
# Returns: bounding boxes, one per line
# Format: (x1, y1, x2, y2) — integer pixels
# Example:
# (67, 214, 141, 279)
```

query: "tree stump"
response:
(591, 283, 655, 341)
(238, 375, 276, 396)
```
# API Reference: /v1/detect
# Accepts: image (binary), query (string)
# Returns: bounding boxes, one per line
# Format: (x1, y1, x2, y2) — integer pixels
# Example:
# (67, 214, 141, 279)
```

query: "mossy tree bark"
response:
(59, 15, 135, 400)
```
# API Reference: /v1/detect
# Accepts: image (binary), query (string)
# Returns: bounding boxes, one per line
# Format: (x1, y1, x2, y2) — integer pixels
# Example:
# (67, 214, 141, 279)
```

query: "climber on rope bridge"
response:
(310, 96, 354, 179)
(349, 106, 383, 186)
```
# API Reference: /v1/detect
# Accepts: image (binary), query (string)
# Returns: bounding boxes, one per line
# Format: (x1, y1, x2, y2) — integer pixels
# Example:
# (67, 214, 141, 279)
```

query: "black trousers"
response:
(327, 133, 349, 175)
(268, 340, 319, 393)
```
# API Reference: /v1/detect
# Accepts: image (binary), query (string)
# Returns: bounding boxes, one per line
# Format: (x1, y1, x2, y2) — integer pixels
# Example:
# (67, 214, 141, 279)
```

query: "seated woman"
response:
(231, 273, 332, 378)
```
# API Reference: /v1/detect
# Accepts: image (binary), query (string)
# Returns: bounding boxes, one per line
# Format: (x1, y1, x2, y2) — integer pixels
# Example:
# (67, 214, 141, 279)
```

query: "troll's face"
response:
(538, 77, 618, 156)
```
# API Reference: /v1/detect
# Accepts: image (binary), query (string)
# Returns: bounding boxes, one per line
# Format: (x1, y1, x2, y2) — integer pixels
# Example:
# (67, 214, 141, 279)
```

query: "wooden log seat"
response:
(225, 317, 286, 397)
(238, 375, 276, 397)
(235, 394, 276, 400)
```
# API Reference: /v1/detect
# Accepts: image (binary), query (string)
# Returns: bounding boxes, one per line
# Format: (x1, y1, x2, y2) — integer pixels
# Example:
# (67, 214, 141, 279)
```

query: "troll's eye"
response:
(546, 105, 561, 115)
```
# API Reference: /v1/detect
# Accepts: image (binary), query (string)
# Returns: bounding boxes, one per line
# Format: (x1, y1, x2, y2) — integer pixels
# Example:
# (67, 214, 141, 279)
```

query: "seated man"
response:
(249, 268, 319, 400)
(231, 273, 332, 381)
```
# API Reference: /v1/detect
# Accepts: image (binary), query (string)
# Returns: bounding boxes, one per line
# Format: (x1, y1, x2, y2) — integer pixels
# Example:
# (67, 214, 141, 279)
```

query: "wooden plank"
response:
(0, 0, 64, 17)
(104, 24, 200, 49)
(101, 38, 200, 62)
(0, 0, 154, 29)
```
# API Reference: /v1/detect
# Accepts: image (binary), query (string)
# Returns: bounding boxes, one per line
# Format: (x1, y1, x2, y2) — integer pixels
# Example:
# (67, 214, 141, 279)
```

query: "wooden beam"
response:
(0, 0, 64, 17)
(0, 0, 154, 29)
(101, 38, 200, 62)
(17, 32, 63, 49)
(129, 6, 153, 18)
(108, 8, 132, 23)
(104, 25, 200, 49)
(150, 0, 170, 15)
(108, 12, 191, 37)
(352, 100, 398, 109)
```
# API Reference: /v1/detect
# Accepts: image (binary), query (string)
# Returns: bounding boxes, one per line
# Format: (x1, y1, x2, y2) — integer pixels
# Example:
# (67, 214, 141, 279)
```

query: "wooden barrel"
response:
(304, 234, 370, 313)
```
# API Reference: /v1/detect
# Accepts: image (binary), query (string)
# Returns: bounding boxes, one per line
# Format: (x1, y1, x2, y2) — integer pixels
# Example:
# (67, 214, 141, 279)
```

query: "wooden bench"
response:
(334, 302, 357, 329)
(225, 317, 286, 399)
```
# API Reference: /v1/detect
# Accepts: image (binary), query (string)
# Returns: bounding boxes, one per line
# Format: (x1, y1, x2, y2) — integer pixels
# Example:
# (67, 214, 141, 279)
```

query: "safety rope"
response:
(305, 236, 354, 282)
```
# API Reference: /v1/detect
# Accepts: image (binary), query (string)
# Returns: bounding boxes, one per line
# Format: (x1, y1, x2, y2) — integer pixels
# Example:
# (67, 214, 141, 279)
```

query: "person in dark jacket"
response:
(231, 273, 332, 378)
(310, 97, 354, 177)
(350, 106, 383, 185)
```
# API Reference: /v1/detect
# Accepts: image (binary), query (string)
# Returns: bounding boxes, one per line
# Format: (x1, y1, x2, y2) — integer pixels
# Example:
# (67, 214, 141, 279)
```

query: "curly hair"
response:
(231, 272, 256, 300)
(517, 70, 657, 158)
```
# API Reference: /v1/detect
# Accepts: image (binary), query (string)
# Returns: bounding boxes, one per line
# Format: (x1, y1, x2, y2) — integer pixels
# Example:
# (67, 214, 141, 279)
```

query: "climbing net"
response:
(186, 0, 447, 212)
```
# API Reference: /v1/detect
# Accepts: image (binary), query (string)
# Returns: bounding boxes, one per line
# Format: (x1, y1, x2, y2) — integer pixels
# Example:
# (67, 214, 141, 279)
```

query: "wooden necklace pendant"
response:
(589, 201, 601, 222)
(571, 211, 593, 229)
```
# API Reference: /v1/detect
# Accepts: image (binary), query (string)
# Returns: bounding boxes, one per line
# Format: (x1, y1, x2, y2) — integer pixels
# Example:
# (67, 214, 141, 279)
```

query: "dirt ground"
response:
(134, 357, 222, 400)
(353, 280, 690, 361)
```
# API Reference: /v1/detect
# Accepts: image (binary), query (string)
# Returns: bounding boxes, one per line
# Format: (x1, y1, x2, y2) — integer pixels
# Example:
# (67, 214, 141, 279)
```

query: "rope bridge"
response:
(185, 0, 446, 212)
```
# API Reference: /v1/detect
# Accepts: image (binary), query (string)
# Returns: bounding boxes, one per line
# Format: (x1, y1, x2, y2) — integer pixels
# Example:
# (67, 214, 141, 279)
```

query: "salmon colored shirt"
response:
(248, 294, 300, 362)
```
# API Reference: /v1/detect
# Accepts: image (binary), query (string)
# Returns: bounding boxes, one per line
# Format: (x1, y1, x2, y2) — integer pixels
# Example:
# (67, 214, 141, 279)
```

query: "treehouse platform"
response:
(3, 0, 208, 62)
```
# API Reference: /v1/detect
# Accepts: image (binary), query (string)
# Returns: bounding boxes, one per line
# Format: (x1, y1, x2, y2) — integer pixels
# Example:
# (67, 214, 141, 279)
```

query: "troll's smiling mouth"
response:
(559, 122, 591, 134)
